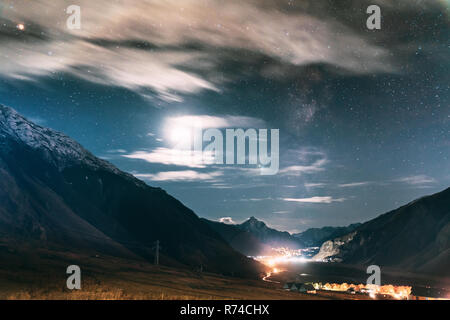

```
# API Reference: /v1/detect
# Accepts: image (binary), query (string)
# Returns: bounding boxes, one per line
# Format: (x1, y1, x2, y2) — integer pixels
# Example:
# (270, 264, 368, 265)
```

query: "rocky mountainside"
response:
(204, 216, 364, 256)
(313, 188, 450, 277)
(0, 104, 264, 278)
(312, 232, 358, 262)
(293, 223, 361, 247)
(238, 216, 302, 249)
(203, 216, 302, 256)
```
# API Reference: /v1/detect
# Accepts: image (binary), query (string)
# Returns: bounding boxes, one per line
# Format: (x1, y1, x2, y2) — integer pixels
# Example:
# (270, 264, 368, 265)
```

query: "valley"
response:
(0, 242, 326, 300)
(2, 241, 447, 300)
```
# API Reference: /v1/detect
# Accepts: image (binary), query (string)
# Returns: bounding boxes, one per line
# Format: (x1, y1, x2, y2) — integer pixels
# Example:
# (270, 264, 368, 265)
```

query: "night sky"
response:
(1, 0, 449, 232)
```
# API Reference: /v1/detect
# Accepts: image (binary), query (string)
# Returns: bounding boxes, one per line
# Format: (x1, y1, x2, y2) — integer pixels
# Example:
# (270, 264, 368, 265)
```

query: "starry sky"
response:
(1, 0, 449, 233)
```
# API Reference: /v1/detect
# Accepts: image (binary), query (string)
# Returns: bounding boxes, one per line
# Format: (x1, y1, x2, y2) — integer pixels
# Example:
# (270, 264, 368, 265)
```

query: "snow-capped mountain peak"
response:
(0, 104, 119, 173)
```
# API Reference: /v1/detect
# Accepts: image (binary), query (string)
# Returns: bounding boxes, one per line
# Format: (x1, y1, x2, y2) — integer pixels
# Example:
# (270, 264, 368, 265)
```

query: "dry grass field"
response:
(0, 245, 328, 300)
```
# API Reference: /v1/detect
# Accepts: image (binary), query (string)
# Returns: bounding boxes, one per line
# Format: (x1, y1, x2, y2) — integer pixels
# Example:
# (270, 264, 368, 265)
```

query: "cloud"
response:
(107, 149, 127, 154)
(280, 150, 327, 176)
(0, 39, 217, 102)
(218, 217, 235, 224)
(279, 163, 326, 175)
(304, 183, 326, 188)
(238, 197, 273, 202)
(134, 170, 223, 182)
(338, 181, 372, 188)
(123, 148, 210, 168)
(282, 196, 346, 203)
(395, 175, 436, 186)
(208, 183, 233, 189)
(0, 0, 406, 102)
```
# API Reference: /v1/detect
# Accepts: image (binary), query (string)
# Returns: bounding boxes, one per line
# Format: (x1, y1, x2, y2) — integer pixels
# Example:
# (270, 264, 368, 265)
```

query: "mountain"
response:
(312, 232, 358, 262)
(313, 188, 450, 277)
(0, 104, 264, 278)
(200, 219, 270, 256)
(203, 216, 304, 256)
(238, 217, 302, 248)
(204, 216, 363, 256)
(293, 223, 361, 247)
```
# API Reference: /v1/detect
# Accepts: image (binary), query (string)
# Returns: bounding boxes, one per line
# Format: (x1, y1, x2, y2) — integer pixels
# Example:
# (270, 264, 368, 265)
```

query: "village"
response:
(254, 246, 449, 301)
(281, 281, 449, 300)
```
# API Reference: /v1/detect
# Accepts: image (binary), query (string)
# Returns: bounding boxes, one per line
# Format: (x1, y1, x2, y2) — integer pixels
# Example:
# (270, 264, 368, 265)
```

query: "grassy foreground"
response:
(0, 245, 327, 300)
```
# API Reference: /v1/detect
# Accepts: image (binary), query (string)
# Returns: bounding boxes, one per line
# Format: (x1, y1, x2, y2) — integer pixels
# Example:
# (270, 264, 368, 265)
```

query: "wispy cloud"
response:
(282, 196, 346, 204)
(338, 181, 372, 188)
(123, 148, 209, 168)
(135, 170, 223, 182)
(208, 183, 233, 189)
(238, 197, 273, 202)
(280, 156, 327, 176)
(395, 175, 436, 187)
(304, 183, 327, 188)
(107, 149, 127, 154)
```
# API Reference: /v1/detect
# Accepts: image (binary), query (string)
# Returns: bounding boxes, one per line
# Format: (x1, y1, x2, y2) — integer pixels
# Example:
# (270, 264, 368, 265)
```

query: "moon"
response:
(169, 126, 192, 146)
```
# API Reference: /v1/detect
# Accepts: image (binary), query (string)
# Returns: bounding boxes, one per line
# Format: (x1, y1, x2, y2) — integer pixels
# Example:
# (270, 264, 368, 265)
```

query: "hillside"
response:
(293, 223, 361, 247)
(0, 104, 264, 278)
(204, 217, 363, 256)
(202, 217, 304, 256)
(314, 188, 450, 277)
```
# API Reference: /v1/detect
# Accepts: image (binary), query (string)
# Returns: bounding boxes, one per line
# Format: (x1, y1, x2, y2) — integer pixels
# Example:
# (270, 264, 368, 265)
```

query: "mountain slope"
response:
(0, 104, 264, 278)
(203, 216, 361, 256)
(314, 188, 450, 276)
(201, 219, 270, 256)
(293, 223, 361, 247)
(203, 217, 304, 256)
(238, 217, 302, 249)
